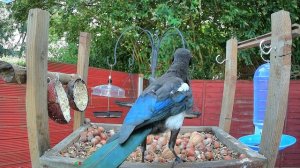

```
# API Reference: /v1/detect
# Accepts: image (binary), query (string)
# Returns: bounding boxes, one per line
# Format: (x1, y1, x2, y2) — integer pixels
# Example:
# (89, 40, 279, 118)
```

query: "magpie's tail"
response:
(80, 127, 152, 168)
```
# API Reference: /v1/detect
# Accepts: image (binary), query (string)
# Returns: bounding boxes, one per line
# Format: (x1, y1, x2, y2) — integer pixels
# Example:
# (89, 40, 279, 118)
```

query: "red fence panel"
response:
(0, 62, 299, 167)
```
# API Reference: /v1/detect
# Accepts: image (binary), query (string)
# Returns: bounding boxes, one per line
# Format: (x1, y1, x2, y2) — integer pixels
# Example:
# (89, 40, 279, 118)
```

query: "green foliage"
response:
(2, 0, 300, 79)
(0, 55, 26, 66)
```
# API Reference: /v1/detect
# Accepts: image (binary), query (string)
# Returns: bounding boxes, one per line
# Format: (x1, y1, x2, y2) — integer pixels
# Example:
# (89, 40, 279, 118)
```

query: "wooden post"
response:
(26, 9, 50, 168)
(73, 32, 91, 131)
(137, 74, 144, 96)
(259, 10, 292, 168)
(218, 38, 238, 133)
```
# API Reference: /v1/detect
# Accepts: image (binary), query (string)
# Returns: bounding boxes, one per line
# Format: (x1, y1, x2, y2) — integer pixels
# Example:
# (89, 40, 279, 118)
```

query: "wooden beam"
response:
(238, 32, 271, 50)
(26, 9, 50, 168)
(218, 38, 238, 132)
(73, 32, 91, 131)
(259, 10, 292, 168)
(238, 23, 300, 50)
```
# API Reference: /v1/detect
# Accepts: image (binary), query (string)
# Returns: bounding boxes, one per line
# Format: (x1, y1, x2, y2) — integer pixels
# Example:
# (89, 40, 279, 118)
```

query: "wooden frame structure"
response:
(24, 8, 297, 168)
(25, 8, 146, 168)
(25, 9, 92, 167)
(218, 10, 299, 168)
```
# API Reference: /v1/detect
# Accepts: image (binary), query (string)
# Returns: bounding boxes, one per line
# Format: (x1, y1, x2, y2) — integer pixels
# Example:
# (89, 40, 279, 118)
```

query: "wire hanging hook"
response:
(259, 39, 272, 62)
(152, 27, 187, 79)
(259, 39, 273, 55)
(111, 26, 155, 70)
(215, 55, 227, 64)
(157, 27, 187, 49)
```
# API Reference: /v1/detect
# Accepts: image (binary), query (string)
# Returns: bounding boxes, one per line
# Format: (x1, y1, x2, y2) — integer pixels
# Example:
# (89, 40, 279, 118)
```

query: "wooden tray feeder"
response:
(40, 123, 266, 168)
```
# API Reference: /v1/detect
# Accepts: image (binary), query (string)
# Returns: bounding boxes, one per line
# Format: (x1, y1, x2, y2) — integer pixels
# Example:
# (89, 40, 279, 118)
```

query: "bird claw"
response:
(171, 157, 185, 168)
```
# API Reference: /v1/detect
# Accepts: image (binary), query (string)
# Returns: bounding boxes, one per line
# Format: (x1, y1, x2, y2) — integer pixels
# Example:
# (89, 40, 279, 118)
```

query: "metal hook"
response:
(111, 26, 155, 71)
(260, 50, 270, 63)
(151, 27, 187, 78)
(216, 55, 227, 64)
(259, 39, 272, 55)
(259, 39, 271, 63)
(157, 27, 187, 51)
(157, 27, 186, 49)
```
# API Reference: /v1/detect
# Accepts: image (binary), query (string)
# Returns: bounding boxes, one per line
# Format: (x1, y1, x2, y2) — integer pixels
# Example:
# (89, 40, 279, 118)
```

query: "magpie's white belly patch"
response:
(165, 112, 185, 130)
(177, 83, 189, 92)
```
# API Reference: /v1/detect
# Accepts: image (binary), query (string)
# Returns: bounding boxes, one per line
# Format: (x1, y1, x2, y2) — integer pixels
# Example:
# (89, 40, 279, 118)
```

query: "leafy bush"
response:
(2, 1, 300, 79)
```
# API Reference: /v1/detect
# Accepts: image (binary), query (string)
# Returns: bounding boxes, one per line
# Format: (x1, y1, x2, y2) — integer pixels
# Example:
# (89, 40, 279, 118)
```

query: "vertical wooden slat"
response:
(218, 38, 238, 132)
(259, 10, 292, 168)
(25, 9, 50, 168)
(137, 74, 144, 96)
(73, 32, 91, 131)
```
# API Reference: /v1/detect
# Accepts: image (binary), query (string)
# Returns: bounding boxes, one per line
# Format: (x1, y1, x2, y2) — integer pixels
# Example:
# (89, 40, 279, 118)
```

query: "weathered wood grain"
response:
(259, 10, 293, 168)
(25, 8, 50, 168)
(219, 38, 238, 132)
(40, 124, 266, 168)
(73, 32, 91, 131)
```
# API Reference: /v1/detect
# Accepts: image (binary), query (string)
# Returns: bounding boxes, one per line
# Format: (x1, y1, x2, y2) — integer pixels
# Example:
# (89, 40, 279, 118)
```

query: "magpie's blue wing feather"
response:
(117, 77, 192, 144)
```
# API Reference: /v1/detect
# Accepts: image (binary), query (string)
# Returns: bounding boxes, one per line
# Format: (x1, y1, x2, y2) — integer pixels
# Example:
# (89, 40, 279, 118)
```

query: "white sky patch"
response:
(1, 0, 13, 3)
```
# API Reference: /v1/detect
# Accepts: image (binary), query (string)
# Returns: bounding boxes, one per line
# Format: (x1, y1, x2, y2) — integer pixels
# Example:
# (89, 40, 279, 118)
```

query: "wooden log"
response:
(0, 61, 80, 84)
(0, 61, 26, 83)
(218, 38, 238, 133)
(259, 10, 292, 168)
(66, 78, 89, 112)
(48, 79, 71, 124)
(73, 32, 91, 131)
(47, 72, 80, 85)
(26, 8, 51, 168)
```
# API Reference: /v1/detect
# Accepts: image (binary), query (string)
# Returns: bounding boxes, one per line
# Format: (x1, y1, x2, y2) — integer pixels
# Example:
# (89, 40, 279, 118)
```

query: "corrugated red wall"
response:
(0, 62, 299, 167)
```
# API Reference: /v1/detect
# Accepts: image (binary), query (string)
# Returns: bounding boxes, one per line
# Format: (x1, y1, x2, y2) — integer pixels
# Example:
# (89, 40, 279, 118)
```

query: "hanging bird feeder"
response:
(91, 62, 126, 117)
(92, 71, 126, 98)
(91, 26, 156, 117)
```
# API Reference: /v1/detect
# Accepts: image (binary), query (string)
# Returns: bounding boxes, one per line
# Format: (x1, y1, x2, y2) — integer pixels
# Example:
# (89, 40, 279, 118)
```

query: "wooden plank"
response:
(238, 23, 300, 50)
(25, 8, 50, 168)
(259, 10, 292, 168)
(219, 38, 238, 132)
(137, 74, 144, 96)
(73, 32, 91, 131)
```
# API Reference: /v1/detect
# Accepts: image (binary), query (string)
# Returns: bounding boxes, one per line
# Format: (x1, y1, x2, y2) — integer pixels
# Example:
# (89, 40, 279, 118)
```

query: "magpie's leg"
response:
(141, 138, 146, 162)
(169, 129, 184, 165)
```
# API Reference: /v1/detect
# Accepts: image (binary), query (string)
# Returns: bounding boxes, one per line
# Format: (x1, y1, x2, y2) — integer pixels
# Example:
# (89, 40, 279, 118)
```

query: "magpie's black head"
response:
(172, 48, 192, 66)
